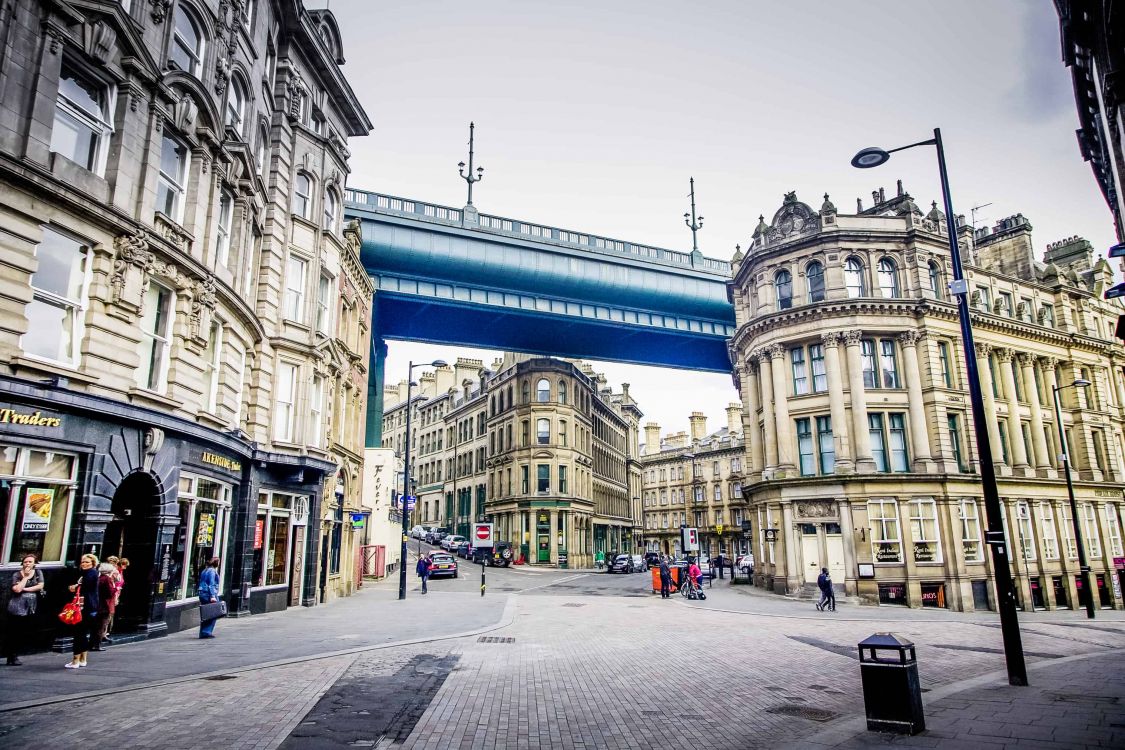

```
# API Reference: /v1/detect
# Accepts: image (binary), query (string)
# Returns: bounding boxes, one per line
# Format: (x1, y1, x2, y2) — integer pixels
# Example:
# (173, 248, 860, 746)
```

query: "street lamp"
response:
(399, 359, 448, 600)
(852, 128, 1028, 686)
(1052, 378, 1096, 619)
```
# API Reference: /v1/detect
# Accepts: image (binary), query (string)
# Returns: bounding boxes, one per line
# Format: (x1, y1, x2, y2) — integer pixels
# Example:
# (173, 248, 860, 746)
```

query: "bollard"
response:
(480, 560, 486, 596)
(858, 633, 925, 735)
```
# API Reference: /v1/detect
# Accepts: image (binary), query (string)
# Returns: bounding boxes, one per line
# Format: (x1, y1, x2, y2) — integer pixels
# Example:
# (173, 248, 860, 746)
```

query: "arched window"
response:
(171, 5, 205, 77)
(225, 75, 248, 138)
(537, 378, 550, 402)
(507, 385, 513, 408)
(558, 380, 567, 405)
(806, 261, 825, 303)
(256, 125, 269, 177)
(844, 257, 866, 298)
(323, 188, 339, 232)
(537, 418, 550, 444)
(521, 380, 530, 404)
(877, 258, 899, 298)
(928, 261, 944, 300)
(293, 173, 311, 219)
(775, 269, 793, 310)
(499, 390, 505, 411)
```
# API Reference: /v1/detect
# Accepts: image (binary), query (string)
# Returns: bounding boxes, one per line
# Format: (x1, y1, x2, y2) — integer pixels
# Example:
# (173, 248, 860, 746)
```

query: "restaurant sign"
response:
(201, 451, 242, 472)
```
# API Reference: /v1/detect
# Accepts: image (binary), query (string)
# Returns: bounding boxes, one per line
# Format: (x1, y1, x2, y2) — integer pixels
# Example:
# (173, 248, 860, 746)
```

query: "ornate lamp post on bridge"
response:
(458, 122, 484, 208)
(684, 177, 704, 258)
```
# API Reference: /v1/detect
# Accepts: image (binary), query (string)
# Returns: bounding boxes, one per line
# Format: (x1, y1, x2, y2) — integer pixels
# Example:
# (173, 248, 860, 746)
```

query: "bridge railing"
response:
(345, 188, 731, 276)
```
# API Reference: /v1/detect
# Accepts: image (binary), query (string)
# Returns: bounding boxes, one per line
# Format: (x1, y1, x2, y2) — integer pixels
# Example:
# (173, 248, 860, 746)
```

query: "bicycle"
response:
(679, 575, 706, 601)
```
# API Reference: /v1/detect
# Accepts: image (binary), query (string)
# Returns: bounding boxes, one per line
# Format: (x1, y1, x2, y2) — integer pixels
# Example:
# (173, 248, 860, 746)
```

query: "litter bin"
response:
(858, 633, 925, 735)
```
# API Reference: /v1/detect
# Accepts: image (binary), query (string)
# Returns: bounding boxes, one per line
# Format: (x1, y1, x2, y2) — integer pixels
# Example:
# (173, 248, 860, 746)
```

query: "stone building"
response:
(639, 407, 748, 559)
(381, 354, 641, 567)
(727, 186, 1125, 611)
(0, 0, 370, 639)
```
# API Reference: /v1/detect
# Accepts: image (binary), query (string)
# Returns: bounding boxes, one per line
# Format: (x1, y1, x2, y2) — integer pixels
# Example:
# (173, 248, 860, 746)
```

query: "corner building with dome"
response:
(728, 185, 1125, 611)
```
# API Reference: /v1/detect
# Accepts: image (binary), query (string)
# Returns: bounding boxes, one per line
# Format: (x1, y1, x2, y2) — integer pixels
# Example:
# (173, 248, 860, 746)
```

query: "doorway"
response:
(102, 472, 161, 631)
(800, 524, 819, 584)
(824, 523, 845, 584)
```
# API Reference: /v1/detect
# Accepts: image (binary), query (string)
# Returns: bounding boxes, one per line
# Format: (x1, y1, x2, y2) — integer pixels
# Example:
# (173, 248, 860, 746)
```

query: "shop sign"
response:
(715, 524, 724, 535)
(22, 487, 54, 532)
(1113, 556, 1125, 569)
(913, 543, 936, 563)
(763, 529, 778, 543)
(350, 514, 366, 529)
(254, 519, 265, 550)
(196, 513, 215, 546)
(201, 451, 242, 472)
(875, 545, 901, 563)
(857, 563, 875, 579)
(0, 407, 62, 428)
(1095, 489, 1122, 498)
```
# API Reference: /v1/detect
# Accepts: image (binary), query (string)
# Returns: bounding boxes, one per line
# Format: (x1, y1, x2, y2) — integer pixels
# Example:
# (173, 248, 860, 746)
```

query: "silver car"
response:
(629, 555, 646, 572)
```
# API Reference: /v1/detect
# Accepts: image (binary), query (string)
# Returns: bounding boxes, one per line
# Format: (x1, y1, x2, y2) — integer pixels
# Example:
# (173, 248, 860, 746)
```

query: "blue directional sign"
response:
(405, 495, 416, 511)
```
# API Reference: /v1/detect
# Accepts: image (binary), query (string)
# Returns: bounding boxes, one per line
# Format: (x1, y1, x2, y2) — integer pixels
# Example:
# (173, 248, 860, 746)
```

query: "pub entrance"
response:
(101, 472, 161, 631)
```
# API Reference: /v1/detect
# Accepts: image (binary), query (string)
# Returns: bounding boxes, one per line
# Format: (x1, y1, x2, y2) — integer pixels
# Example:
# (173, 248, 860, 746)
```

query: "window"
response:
(960, 499, 982, 562)
(214, 190, 233, 267)
(976, 285, 991, 312)
(309, 374, 325, 447)
(252, 492, 305, 587)
(558, 420, 567, 447)
(809, 344, 827, 392)
(775, 270, 792, 310)
(1106, 504, 1123, 557)
(520, 465, 529, 494)
(293, 173, 312, 219)
(243, 0, 255, 30)
(844, 257, 866, 297)
(877, 258, 899, 298)
(51, 62, 113, 174)
(817, 416, 835, 474)
(806, 261, 825, 303)
(521, 381, 530, 403)
(315, 273, 332, 334)
(559, 465, 568, 494)
(558, 380, 568, 405)
(732, 457, 741, 472)
(869, 499, 901, 562)
(323, 188, 339, 232)
(928, 261, 943, 299)
(869, 414, 887, 472)
(537, 418, 550, 445)
(862, 340, 878, 388)
(998, 291, 1012, 317)
(537, 378, 550, 402)
(948, 413, 967, 471)
(1061, 505, 1078, 559)
(0, 446, 79, 563)
(1083, 504, 1102, 558)
(796, 418, 814, 476)
(537, 464, 550, 493)
(1016, 502, 1036, 561)
(232, 344, 246, 427)
(170, 4, 205, 76)
(273, 362, 297, 442)
(135, 282, 173, 391)
(225, 76, 248, 138)
(938, 341, 953, 388)
(1040, 502, 1059, 560)
(1093, 429, 1108, 472)
(203, 322, 222, 413)
(168, 475, 232, 601)
(23, 227, 89, 365)
(284, 255, 307, 322)
(909, 499, 941, 563)
(879, 340, 899, 388)
(791, 348, 808, 395)
(156, 133, 189, 222)
(1019, 297, 1034, 323)
(1041, 304, 1054, 327)
(888, 413, 909, 471)
(256, 126, 269, 177)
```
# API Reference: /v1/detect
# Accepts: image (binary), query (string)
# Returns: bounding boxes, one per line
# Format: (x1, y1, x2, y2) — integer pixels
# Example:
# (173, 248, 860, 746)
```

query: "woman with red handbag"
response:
(64, 553, 100, 669)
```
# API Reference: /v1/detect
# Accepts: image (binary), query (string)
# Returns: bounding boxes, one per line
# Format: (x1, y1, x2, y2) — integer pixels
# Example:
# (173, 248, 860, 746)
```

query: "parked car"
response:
(629, 555, 646, 573)
(696, 556, 714, 580)
(456, 540, 474, 558)
(426, 528, 450, 545)
(608, 554, 633, 573)
(472, 541, 514, 567)
(411, 525, 433, 540)
(643, 552, 662, 569)
(428, 552, 458, 578)
(442, 534, 467, 551)
(736, 554, 755, 574)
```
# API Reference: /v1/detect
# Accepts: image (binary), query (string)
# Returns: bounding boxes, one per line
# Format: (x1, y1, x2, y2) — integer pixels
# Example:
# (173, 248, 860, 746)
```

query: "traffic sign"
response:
(404, 495, 416, 511)
(472, 522, 494, 547)
(682, 526, 700, 552)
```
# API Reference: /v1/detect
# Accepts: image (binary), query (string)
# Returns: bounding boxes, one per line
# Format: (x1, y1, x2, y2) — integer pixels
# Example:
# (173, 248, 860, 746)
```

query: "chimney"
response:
(462, 378, 473, 400)
(726, 403, 741, 434)
(417, 372, 437, 398)
(896, 179, 904, 197)
(644, 423, 662, 456)
(432, 363, 455, 394)
(689, 412, 707, 442)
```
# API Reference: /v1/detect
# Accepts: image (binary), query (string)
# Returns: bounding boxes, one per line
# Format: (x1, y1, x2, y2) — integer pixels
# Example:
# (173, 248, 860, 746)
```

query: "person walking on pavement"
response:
(92, 561, 117, 651)
(416, 553, 432, 594)
(658, 557, 672, 598)
(4, 553, 44, 666)
(198, 557, 221, 639)
(816, 567, 835, 611)
(65, 553, 100, 669)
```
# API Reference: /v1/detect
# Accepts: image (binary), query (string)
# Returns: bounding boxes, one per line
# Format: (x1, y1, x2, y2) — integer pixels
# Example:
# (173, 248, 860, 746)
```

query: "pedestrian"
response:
(658, 557, 672, 599)
(816, 567, 835, 612)
(92, 561, 117, 651)
(416, 553, 432, 594)
(4, 553, 44, 666)
(687, 558, 703, 592)
(65, 553, 100, 669)
(198, 557, 221, 639)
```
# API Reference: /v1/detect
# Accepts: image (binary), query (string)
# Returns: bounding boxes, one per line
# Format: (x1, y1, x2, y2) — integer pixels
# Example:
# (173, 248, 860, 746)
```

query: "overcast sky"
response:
(326, 0, 1117, 438)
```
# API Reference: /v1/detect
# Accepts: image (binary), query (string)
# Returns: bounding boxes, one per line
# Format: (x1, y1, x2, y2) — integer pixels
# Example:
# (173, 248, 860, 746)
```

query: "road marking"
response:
(516, 573, 588, 593)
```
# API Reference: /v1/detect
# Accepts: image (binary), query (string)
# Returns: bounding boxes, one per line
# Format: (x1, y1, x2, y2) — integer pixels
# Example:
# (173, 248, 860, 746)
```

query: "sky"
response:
(324, 0, 1118, 438)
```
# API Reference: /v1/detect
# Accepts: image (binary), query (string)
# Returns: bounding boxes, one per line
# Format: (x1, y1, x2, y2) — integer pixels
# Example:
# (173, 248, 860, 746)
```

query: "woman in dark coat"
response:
(4, 553, 44, 666)
(65, 553, 100, 669)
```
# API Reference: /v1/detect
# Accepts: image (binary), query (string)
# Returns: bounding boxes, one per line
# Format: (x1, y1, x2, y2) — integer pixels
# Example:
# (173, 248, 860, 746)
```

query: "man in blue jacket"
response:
(416, 554, 432, 594)
(198, 557, 221, 638)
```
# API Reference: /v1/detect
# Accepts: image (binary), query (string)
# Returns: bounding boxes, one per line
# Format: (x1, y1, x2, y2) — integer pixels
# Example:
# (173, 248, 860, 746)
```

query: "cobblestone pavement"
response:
(2, 571, 1123, 749)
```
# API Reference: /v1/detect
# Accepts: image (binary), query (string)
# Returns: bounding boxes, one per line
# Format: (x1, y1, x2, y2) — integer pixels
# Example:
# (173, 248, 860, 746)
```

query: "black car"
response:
(643, 552, 662, 569)
(607, 554, 633, 573)
(472, 541, 514, 567)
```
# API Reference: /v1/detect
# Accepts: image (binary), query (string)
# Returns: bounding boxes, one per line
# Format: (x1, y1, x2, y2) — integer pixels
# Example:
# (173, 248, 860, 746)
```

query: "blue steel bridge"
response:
(344, 188, 736, 378)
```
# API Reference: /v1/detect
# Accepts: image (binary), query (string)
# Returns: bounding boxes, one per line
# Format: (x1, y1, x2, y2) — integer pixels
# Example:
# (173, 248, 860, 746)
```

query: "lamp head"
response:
(851, 146, 891, 169)
(430, 359, 449, 368)
(1073, 378, 1092, 388)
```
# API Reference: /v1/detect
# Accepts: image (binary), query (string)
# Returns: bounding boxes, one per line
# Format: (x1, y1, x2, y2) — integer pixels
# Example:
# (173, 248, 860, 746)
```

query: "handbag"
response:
(199, 600, 227, 621)
(59, 593, 83, 625)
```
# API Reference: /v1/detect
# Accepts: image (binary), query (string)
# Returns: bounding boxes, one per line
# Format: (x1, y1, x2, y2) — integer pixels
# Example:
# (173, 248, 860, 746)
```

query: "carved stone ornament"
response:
(897, 330, 921, 347)
(821, 331, 841, 347)
(83, 20, 118, 63)
(45, 25, 64, 55)
(1040, 355, 1059, 369)
(796, 500, 836, 519)
(994, 347, 1014, 363)
(766, 191, 819, 242)
(766, 343, 786, 360)
(110, 231, 154, 316)
(974, 342, 992, 358)
(172, 92, 198, 133)
(189, 275, 218, 343)
(1017, 352, 1037, 368)
(150, 0, 172, 24)
(842, 330, 864, 347)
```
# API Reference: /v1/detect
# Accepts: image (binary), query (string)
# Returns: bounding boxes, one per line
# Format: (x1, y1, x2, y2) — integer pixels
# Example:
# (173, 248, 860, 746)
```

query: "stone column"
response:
(743, 362, 765, 477)
(549, 508, 559, 565)
(822, 332, 853, 472)
(996, 348, 1030, 473)
(1111, 361, 1125, 415)
(757, 350, 779, 475)
(1019, 352, 1051, 474)
(843, 331, 875, 472)
(769, 344, 796, 475)
(899, 331, 934, 472)
(1042, 357, 1061, 462)
(838, 500, 858, 596)
(781, 502, 800, 594)
(975, 343, 1006, 472)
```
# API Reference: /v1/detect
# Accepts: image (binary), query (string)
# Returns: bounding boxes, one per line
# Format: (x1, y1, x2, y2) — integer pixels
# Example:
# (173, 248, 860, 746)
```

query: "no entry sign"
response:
(472, 523, 494, 547)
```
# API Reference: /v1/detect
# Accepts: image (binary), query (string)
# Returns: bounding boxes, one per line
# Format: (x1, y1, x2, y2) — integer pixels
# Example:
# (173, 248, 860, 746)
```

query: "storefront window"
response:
(252, 491, 304, 587)
(959, 499, 982, 562)
(1, 445, 78, 564)
(168, 473, 231, 601)
(909, 499, 941, 563)
(869, 499, 901, 563)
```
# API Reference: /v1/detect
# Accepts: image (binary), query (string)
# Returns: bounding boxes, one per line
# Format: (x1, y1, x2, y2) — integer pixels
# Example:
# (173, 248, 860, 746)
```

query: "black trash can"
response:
(858, 633, 925, 735)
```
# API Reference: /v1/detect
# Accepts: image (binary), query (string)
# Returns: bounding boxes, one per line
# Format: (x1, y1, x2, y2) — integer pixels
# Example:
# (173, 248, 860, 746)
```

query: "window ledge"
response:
(9, 356, 100, 387)
(128, 387, 183, 411)
(195, 410, 227, 430)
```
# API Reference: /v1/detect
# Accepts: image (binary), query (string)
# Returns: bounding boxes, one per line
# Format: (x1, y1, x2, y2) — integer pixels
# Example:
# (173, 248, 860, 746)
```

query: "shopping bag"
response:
(58, 593, 83, 625)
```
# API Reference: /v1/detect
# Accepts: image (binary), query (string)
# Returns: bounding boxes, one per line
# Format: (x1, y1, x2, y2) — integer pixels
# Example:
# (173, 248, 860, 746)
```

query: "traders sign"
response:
(0, 407, 62, 427)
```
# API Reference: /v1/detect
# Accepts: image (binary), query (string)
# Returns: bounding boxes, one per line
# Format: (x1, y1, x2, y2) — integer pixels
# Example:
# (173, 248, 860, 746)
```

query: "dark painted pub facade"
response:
(0, 375, 334, 645)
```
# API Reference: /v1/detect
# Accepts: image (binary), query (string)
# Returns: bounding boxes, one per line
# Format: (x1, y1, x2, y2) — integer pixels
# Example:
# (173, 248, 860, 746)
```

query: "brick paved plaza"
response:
(2, 562, 1123, 749)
